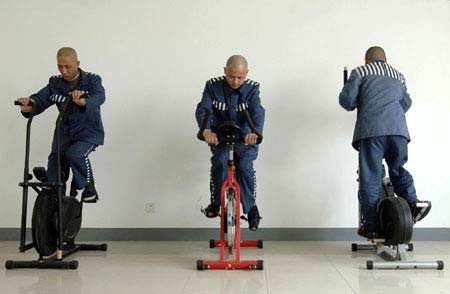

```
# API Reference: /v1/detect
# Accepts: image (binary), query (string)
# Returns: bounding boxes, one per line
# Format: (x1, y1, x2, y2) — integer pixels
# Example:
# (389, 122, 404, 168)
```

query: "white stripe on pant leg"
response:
(85, 157, 91, 183)
(253, 170, 257, 199)
(83, 145, 96, 184)
(210, 174, 215, 203)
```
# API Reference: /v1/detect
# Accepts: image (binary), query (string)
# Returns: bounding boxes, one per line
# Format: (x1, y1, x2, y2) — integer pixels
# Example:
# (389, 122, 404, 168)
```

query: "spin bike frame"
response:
(197, 110, 263, 270)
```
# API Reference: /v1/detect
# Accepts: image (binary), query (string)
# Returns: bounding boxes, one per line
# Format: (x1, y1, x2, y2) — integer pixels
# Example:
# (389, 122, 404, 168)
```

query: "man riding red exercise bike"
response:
(196, 110, 264, 270)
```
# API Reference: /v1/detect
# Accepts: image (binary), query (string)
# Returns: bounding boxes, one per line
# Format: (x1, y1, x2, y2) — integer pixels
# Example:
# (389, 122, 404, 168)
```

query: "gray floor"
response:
(1, 241, 449, 294)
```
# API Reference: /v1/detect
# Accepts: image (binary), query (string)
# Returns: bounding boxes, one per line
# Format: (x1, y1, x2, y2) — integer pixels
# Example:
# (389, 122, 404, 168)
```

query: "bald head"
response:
(56, 47, 80, 81)
(365, 46, 386, 63)
(57, 47, 78, 62)
(226, 55, 248, 69)
(224, 55, 249, 89)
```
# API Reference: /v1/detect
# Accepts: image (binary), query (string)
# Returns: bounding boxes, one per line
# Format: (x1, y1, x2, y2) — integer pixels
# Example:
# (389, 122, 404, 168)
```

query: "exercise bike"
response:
(343, 67, 443, 270)
(6, 95, 107, 270)
(196, 110, 264, 270)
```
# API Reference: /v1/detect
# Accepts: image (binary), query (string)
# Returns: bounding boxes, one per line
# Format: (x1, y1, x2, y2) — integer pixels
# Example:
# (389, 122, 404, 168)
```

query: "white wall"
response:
(1, 0, 449, 228)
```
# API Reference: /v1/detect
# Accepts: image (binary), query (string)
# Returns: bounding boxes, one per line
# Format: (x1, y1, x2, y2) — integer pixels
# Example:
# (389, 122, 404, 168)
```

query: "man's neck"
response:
(65, 72, 80, 82)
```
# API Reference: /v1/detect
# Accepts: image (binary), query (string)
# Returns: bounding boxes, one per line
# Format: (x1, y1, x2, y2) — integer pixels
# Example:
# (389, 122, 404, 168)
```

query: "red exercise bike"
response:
(196, 110, 264, 270)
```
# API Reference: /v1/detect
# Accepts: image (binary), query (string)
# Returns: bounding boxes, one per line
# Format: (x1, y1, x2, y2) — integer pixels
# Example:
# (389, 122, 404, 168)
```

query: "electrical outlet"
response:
(145, 202, 156, 213)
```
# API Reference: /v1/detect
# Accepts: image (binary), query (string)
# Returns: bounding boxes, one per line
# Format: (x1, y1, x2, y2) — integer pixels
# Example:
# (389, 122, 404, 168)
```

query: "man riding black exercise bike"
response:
(17, 47, 105, 202)
(339, 46, 431, 238)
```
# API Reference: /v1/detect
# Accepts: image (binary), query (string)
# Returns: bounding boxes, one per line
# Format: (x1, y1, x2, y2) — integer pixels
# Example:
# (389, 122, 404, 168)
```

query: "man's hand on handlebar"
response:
(17, 97, 34, 112)
(70, 90, 86, 106)
(244, 133, 258, 145)
(203, 129, 218, 145)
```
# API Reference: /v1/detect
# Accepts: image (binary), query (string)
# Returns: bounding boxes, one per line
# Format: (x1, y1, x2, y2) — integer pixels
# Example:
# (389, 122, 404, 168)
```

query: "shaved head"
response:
(224, 55, 249, 89)
(365, 46, 386, 63)
(57, 47, 78, 62)
(226, 55, 248, 69)
(56, 47, 80, 81)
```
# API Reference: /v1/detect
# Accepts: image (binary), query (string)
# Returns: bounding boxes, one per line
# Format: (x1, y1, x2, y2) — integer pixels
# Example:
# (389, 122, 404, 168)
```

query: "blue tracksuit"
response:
(339, 61, 417, 232)
(196, 76, 265, 214)
(27, 69, 105, 191)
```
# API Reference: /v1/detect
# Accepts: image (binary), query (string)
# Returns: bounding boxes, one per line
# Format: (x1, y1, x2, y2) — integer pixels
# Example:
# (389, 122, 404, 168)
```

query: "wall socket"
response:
(145, 202, 156, 213)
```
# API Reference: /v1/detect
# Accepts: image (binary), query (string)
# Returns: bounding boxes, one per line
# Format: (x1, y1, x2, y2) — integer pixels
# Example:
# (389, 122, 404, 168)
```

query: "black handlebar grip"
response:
(344, 67, 348, 84)
(242, 110, 263, 144)
(59, 92, 89, 112)
(197, 110, 211, 141)
(14, 100, 35, 107)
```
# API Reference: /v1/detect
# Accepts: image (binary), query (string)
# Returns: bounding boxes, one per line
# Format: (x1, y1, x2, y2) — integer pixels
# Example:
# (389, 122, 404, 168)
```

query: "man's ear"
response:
(223, 67, 227, 75)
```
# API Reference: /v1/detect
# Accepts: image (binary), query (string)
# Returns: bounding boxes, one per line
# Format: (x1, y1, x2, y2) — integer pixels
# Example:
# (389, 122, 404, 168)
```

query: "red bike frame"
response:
(198, 159, 262, 270)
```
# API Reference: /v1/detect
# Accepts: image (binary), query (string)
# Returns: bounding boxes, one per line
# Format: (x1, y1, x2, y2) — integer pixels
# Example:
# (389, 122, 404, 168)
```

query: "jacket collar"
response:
(55, 68, 87, 89)
(223, 79, 248, 95)
(79, 68, 89, 86)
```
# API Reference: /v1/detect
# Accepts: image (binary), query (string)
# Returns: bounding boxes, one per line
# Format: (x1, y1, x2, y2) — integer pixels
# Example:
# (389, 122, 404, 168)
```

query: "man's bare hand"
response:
(17, 97, 34, 112)
(203, 129, 218, 145)
(71, 90, 86, 106)
(244, 133, 258, 145)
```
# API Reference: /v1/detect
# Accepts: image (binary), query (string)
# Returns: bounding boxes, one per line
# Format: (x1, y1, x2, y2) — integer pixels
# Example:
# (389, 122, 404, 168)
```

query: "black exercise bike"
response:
(6, 95, 107, 270)
(343, 67, 443, 270)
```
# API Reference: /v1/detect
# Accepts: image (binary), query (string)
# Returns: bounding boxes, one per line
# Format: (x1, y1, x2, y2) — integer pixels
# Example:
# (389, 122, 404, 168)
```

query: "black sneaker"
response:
(203, 203, 220, 218)
(357, 227, 380, 240)
(410, 200, 431, 223)
(248, 205, 261, 231)
(81, 181, 98, 203)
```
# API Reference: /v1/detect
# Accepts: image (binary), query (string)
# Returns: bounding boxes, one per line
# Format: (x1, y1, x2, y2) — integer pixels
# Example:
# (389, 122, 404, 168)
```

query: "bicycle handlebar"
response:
(197, 109, 263, 144)
(14, 93, 88, 107)
(14, 100, 35, 107)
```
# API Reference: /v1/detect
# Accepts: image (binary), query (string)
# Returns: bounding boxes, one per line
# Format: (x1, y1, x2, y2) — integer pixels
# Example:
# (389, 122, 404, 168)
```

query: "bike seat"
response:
(33, 167, 48, 182)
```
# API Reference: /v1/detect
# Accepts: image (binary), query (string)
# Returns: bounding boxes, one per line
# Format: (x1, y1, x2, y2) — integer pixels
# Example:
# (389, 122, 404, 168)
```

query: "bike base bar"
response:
(197, 259, 263, 270)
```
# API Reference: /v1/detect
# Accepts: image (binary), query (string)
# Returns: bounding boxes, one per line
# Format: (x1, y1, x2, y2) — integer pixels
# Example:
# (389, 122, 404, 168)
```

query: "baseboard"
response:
(1, 227, 450, 241)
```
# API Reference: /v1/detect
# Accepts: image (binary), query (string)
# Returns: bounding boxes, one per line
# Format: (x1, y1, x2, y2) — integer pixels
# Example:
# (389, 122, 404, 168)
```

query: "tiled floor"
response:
(1, 241, 449, 294)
